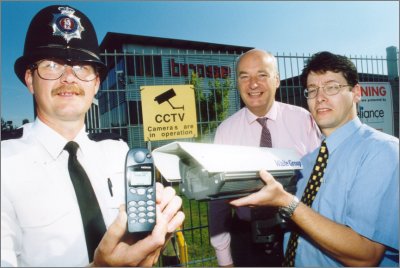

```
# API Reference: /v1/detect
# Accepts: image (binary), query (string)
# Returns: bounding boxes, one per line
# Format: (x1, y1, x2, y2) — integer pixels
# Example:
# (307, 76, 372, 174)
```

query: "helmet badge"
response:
(50, 6, 84, 43)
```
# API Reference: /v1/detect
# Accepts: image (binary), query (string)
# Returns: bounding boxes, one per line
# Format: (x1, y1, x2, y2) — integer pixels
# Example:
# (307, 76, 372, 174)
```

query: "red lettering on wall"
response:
(206, 65, 213, 78)
(170, 58, 231, 78)
(170, 59, 180, 76)
(180, 63, 188, 76)
(221, 66, 230, 78)
(189, 64, 197, 74)
(213, 66, 221, 78)
(197, 64, 205, 78)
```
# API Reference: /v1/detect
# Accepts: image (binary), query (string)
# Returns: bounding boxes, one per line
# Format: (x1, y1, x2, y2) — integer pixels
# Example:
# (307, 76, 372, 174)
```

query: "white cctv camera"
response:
(152, 142, 302, 201)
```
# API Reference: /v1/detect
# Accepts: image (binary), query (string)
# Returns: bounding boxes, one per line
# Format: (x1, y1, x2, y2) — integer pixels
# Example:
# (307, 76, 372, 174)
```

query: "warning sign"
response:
(358, 82, 394, 135)
(141, 85, 198, 141)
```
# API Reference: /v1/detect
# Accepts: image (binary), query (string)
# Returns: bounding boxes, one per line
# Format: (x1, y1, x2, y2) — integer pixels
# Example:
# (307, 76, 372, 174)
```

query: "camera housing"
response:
(152, 142, 301, 199)
(152, 142, 302, 245)
(179, 156, 297, 201)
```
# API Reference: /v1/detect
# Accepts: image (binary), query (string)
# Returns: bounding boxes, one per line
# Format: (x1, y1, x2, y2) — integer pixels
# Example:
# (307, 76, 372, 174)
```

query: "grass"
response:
(160, 184, 218, 267)
(180, 196, 218, 267)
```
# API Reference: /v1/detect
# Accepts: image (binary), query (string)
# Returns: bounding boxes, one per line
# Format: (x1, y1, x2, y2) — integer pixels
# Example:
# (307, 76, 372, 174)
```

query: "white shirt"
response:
(1, 118, 129, 267)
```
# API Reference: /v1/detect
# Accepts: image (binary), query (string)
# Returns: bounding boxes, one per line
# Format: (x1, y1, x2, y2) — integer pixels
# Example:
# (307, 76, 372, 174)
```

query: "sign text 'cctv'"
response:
(155, 113, 185, 123)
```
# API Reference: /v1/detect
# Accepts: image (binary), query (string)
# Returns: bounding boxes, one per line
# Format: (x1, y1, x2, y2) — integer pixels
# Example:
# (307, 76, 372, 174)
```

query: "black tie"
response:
(256, 117, 272, 147)
(64, 141, 106, 262)
(283, 140, 329, 266)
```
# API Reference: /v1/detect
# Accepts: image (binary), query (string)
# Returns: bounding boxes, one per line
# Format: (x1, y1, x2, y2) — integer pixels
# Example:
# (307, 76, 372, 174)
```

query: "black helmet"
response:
(14, 5, 107, 85)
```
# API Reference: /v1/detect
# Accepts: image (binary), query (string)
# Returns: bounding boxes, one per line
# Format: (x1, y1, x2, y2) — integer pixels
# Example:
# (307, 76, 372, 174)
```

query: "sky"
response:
(1, 1, 399, 126)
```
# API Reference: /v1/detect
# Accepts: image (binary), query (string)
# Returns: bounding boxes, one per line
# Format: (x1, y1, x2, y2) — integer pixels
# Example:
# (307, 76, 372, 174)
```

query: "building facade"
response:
(96, 32, 252, 148)
(92, 33, 399, 148)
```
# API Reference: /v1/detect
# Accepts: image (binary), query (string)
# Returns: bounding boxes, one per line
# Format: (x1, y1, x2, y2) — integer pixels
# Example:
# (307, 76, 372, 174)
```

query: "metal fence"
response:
(88, 49, 399, 266)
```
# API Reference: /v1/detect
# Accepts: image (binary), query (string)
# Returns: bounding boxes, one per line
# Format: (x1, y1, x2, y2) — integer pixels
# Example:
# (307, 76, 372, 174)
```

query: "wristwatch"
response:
(279, 195, 300, 220)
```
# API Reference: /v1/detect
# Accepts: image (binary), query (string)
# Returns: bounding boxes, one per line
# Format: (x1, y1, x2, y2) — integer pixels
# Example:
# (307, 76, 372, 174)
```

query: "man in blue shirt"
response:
(230, 51, 399, 266)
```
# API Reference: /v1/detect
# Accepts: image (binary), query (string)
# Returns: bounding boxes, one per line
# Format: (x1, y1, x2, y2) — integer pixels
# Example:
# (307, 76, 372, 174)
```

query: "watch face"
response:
(279, 208, 291, 219)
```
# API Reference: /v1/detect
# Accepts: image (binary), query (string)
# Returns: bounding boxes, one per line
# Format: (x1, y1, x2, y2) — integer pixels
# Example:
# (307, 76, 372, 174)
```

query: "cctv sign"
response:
(140, 85, 198, 141)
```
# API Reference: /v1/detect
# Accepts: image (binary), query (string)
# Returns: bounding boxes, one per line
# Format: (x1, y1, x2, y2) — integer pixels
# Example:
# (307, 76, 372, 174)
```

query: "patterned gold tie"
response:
(283, 140, 329, 266)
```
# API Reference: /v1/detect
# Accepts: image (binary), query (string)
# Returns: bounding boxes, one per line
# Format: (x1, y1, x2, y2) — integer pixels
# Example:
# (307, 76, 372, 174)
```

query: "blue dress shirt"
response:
(285, 118, 399, 266)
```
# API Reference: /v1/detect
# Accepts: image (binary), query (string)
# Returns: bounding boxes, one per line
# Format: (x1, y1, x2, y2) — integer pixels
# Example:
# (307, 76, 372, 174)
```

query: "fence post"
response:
(386, 46, 399, 137)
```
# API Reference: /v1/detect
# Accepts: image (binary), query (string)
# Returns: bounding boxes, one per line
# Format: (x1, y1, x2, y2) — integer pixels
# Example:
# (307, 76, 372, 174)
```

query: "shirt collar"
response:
(245, 101, 278, 124)
(74, 129, 91, 156)
(324, 117, 362, 154)
(33, 118, 89, 160)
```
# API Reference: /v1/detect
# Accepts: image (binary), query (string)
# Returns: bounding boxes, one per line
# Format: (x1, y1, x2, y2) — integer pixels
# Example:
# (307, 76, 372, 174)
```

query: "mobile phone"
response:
(125, 148, 156, 233)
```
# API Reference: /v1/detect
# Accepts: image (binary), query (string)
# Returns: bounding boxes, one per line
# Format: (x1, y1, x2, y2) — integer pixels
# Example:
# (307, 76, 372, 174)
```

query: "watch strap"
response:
(279, 195, 300, 219)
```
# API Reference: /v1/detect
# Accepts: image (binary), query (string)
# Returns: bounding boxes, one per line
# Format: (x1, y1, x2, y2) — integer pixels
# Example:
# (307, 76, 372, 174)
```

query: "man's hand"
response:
(229, 170, 293, 208)
(91, 183, 185, 267)
(155, 183, 185, 233)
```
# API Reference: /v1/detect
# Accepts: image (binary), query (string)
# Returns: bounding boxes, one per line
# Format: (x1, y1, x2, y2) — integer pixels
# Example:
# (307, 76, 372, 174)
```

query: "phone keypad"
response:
(128, 187, 156, 225)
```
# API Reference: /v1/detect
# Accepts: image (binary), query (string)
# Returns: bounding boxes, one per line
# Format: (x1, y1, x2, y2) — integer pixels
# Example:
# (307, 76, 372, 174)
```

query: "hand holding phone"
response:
(125, 148, 156, 233)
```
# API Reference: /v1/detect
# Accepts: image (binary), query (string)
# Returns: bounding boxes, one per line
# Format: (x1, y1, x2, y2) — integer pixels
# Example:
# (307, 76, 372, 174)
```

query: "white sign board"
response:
(358, 82, 394, 135)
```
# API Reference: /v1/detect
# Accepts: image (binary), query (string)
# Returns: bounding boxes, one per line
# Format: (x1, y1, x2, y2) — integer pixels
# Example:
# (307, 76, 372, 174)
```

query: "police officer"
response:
(1, 5, 185, 267)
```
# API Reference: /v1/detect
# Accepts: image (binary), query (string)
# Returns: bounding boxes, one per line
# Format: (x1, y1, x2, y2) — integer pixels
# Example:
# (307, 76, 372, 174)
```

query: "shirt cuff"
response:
(210, 232, 233, 266)
(215, 248, 233, 266)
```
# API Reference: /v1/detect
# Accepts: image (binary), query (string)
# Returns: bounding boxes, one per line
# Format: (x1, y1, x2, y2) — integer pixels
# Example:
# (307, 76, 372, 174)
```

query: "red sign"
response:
(170, 59, 231, 79)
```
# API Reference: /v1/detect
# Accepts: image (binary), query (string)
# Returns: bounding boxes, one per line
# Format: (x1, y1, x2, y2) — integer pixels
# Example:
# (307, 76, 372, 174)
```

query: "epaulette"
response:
(88, 132, 125, 142)
(1, 128, 24, 141)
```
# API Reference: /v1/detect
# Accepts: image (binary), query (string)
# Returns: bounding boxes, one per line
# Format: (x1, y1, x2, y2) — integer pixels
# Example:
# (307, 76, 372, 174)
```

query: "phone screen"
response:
(129, 170, 152, 186)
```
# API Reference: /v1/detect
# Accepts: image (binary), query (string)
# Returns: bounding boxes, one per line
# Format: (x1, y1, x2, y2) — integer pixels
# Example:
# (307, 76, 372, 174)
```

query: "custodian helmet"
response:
(14, 5, 107, 85)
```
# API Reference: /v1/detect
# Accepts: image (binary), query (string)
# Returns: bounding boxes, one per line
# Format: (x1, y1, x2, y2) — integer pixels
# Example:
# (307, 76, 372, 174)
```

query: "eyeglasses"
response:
(304, 83, 352, 99)
(30, 60, 98, 82)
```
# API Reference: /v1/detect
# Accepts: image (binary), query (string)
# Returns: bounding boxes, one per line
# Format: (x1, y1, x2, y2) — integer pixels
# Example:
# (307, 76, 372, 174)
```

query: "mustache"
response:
(51, 85, 85, 96)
